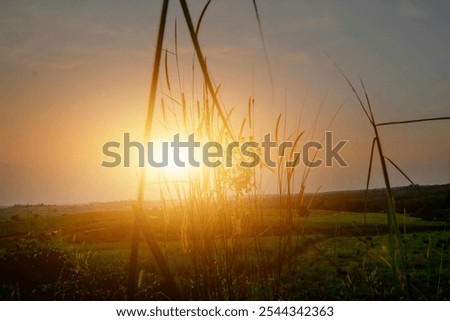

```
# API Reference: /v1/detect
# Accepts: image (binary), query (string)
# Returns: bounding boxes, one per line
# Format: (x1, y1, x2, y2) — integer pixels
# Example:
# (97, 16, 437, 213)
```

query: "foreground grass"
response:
(0, 209, 448, 300)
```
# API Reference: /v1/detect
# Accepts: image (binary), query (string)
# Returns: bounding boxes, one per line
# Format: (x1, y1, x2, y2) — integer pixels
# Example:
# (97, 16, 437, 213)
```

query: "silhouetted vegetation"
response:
(261, 184, 450, 221)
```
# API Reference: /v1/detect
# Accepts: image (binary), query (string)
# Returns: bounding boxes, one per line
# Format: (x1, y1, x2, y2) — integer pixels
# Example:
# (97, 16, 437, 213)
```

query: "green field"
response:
(0, 207, 448, 300)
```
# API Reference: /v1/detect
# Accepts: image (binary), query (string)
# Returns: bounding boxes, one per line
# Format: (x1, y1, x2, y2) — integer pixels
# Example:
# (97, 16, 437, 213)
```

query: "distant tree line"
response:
(262, 184, 450, 221)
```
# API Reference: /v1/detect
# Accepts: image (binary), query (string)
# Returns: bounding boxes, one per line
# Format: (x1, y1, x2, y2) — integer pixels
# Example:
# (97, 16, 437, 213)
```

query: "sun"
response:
(144, 135, 202, 183)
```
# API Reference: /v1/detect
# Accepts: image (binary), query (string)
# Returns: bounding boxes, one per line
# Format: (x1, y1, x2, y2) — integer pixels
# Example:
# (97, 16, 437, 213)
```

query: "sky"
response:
(0, 0, 449, 205)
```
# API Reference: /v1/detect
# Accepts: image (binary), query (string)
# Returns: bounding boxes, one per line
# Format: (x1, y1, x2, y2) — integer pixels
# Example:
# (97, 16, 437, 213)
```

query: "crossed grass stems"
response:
(126, 0, 450, 300)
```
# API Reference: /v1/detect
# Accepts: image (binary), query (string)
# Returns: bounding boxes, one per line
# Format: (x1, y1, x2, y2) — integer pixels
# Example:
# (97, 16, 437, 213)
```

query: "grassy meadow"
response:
(0, 200, 448, 300)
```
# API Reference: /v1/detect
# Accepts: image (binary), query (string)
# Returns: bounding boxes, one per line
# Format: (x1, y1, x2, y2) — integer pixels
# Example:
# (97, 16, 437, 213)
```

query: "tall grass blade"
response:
(251, 0, 274, 100)
(174, 19, 183, 93)
(179, 0, 236, 140)
(275, 113, 282, 142)
(128, 0, 181, 300)
(328, 55, 373, 124)
(164, 49, 171, 92)
(360, 79, 375, 123)
(195, 0, 212, 35)
(334, 62, 409, 298)
(376, 116, 450, 127)
(384, 156, 419, 189)
(364, 137, 376, 224)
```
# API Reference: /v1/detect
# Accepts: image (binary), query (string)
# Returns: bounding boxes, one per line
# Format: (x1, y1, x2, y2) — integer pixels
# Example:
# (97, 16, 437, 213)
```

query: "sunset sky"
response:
(1, 0, 449, 205)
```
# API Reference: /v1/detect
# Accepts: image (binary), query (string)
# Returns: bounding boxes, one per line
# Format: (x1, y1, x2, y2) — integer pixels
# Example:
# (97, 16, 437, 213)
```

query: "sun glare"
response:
(145, 136, 203, 183)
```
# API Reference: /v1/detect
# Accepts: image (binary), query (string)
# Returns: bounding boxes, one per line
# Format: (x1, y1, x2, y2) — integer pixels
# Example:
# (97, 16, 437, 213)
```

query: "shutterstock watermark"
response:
(101, 132, 349, 169)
